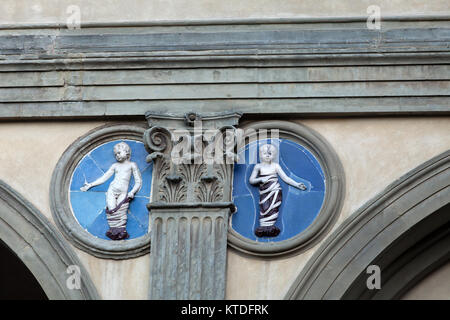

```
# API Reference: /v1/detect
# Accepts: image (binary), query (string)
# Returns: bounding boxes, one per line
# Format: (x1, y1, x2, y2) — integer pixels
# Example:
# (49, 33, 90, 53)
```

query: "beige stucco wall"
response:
(402, 261, 450, 300)
(1, 0, 449, 25)
(0, 117, 449, 299)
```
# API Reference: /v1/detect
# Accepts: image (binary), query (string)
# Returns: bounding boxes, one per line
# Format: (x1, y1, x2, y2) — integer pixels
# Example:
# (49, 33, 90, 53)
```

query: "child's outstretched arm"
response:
(80, 164, 115, 191)
(275, 164, 307, 190)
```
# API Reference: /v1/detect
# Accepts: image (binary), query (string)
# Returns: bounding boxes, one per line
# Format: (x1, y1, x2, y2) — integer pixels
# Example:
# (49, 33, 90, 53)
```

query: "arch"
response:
(286, 150, 450, 300)
(0, 239, 48, 299)
(0, 180, 100, 300)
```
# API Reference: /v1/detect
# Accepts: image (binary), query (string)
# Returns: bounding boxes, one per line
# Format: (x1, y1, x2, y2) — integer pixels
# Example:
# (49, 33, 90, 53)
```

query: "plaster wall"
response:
(1, 0, 449, 25)
(0, 117, 448, 299)
(402, 261, 450, 300)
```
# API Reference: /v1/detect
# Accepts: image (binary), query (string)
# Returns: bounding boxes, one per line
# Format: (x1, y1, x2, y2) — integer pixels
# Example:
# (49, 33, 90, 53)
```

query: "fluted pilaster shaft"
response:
(148, 204, 231, 300)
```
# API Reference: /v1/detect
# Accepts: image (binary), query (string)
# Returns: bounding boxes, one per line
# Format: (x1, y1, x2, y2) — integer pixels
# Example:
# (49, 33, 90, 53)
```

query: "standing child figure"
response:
(80, 142, 142, 240)
(249, 144, 307, 237)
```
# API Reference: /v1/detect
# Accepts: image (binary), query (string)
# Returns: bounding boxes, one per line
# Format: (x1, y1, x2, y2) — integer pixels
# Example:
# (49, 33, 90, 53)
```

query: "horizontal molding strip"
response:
(0, 16, 447, 119)
(1, 14, 449, 30)
(0, 97, 448, 120)
(0, 81, 448, 102)
(1, 65, 449, 87)
(1, 28, 448, 56)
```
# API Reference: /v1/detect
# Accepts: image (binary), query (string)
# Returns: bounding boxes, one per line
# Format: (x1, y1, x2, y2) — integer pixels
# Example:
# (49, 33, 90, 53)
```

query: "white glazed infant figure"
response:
(81, 142, 142, 240)
(249, 143, 306, 237)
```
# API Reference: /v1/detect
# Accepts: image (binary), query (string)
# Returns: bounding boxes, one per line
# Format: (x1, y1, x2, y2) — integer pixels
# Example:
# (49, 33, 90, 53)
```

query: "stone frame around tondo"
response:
(50, 124, 151, 259)
(228, 121, 345, 257)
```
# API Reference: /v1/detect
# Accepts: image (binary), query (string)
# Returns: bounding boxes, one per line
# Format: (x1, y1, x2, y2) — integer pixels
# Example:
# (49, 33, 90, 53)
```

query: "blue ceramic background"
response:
(69, 140, 152, 240)
(232, 139, 325, 242)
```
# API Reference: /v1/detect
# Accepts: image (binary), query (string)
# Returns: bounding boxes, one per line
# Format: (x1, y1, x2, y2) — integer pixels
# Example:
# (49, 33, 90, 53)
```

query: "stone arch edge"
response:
(285, 149, 450, 300)
(0, 180, 100, 299)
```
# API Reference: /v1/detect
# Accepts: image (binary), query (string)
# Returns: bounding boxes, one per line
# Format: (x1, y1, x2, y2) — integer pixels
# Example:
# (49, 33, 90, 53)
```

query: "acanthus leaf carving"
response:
(144, 112, 241, 204)
(155, 157, 187, 203)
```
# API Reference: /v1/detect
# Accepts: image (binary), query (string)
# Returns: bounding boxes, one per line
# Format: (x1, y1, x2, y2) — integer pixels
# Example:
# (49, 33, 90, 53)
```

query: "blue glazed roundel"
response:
(69, 140, 152, 240)
(231, 139, 325, 242)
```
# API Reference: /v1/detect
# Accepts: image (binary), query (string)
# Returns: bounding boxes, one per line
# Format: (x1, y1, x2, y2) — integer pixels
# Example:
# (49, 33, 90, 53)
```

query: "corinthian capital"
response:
(143, 112, 241, 204)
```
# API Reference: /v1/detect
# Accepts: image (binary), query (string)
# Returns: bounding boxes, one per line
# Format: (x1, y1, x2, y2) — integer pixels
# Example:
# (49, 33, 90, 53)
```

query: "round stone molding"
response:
(228, 121, 345, 257)
(50, 124, 151, 259)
